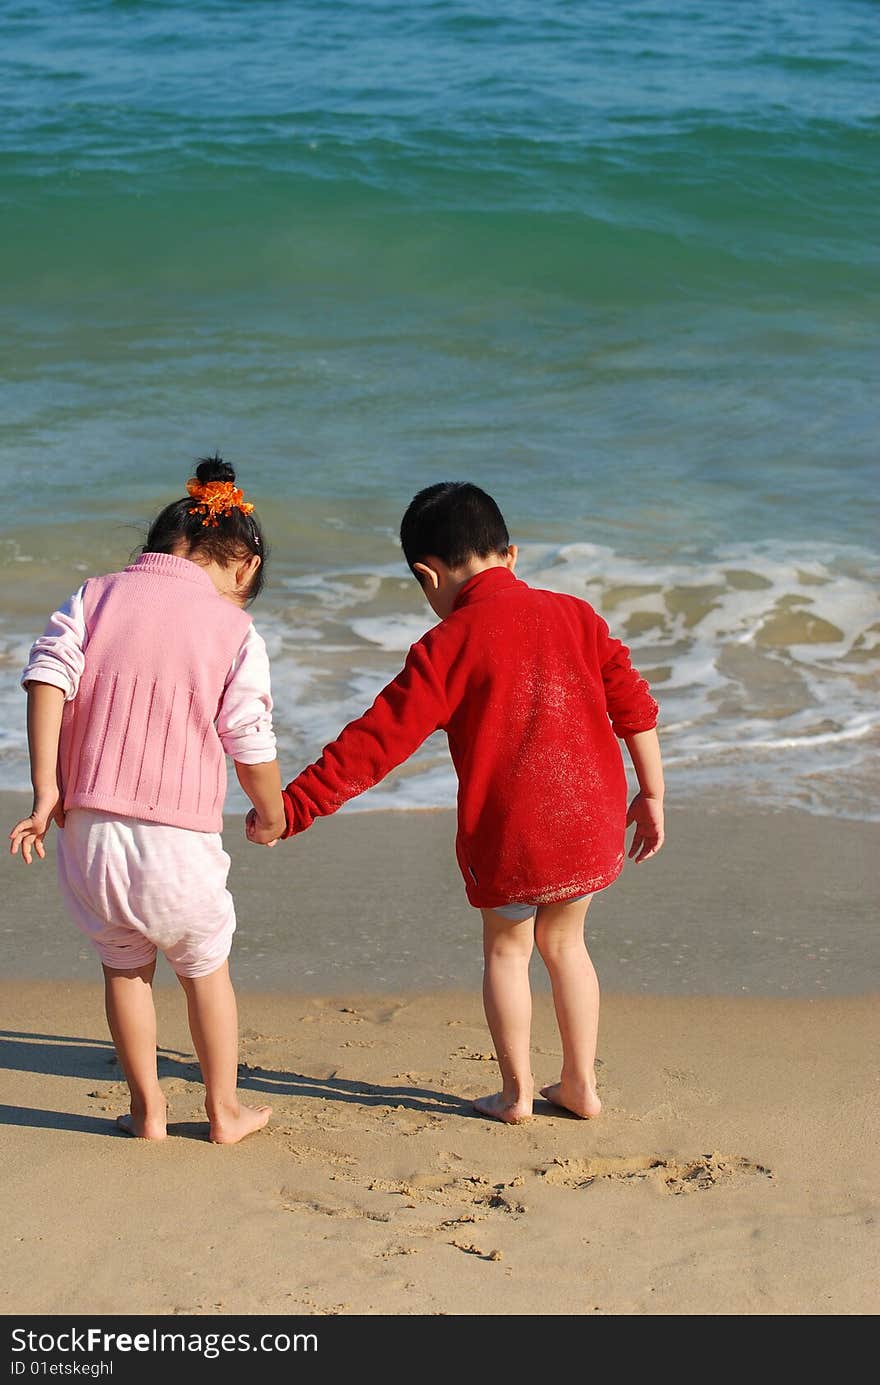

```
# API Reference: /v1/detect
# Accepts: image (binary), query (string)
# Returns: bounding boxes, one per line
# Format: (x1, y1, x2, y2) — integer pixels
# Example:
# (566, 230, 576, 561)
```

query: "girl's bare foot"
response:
(474, 1090, 533, 1125)
(116, 1102, 167, 1140)
(540, 1079, 602, 1119)
(208, 1103, 272, 1145)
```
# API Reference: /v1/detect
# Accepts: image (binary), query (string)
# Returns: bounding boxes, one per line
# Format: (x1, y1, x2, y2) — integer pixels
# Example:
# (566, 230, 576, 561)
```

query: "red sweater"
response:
(281, 567, 659, 908)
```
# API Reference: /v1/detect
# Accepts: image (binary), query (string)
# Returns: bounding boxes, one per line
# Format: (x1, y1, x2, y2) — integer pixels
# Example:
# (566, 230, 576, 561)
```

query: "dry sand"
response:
(1, 792, 878, 1316)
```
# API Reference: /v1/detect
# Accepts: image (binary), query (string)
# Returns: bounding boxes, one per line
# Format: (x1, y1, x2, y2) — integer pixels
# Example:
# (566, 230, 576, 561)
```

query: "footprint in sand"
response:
(281, 1188, 392, 1222)
(366, 1173, 528, 1214)
(284, 1142, 358, 1167)
(541, 1152, 772, 1194)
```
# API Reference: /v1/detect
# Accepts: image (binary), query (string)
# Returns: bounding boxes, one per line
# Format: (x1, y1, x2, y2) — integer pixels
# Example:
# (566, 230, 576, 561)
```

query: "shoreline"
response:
(2, 790, 877, 996)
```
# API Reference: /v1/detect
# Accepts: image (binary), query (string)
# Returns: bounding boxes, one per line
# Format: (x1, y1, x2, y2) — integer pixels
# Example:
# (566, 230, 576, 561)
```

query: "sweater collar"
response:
(452, 565, 519, 611)
(126, 551, 217, 591)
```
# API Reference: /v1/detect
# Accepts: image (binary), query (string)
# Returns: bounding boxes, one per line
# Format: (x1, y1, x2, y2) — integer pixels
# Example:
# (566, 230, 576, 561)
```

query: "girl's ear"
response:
(236, 552, 262, 592)
(413, 561, 440, 591)
(505, 543, 518, 571)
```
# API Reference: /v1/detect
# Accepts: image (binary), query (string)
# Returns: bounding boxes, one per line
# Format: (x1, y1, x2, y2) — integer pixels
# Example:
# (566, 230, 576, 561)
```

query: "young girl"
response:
(9, 456, 286, 1144)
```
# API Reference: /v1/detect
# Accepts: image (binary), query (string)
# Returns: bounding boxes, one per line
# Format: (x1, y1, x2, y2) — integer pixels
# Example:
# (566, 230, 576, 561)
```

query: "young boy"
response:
(250, 483, 664, 1123)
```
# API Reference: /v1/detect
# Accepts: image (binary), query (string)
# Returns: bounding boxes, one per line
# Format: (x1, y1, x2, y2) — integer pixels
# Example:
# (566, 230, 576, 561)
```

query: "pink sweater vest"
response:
(59, 552, 252, 832)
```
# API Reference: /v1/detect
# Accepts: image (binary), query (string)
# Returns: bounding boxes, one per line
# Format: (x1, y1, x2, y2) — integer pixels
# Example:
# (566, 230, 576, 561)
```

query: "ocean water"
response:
(1, 0, 877, 821)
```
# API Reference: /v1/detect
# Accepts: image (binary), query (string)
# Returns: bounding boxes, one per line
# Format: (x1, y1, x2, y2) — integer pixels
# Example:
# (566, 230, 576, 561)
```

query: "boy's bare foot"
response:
(540, 1080, 602, 1119)
(116, 1106, 167, 1140)
(473, 1091, 533, 1125)
(208, 1103, 272, 1145)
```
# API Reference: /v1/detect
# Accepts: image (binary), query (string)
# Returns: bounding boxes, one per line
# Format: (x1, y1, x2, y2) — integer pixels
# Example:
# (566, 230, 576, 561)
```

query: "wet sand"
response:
(2, 791, 877, 995)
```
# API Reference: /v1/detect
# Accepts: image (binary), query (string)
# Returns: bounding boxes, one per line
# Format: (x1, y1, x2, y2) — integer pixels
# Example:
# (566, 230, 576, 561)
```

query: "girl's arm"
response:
(23, 585, 88, 697)
(11, 587, 87, 865)
(622, 727, 665, 863)
(9, 682, 66, 864)
(217, 625, 286, 843)
(236, 760, 286, 844)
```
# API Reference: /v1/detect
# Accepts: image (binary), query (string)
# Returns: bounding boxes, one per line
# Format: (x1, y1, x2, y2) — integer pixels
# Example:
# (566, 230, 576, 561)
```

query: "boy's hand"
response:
(9, 790, 65, 865)
(625, 791, 664, 863)
(245, 807, 284, 847)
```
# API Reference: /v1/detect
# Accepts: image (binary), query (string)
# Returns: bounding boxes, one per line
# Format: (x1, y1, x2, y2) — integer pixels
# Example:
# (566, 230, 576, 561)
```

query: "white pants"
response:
(56, 809, 236, 978)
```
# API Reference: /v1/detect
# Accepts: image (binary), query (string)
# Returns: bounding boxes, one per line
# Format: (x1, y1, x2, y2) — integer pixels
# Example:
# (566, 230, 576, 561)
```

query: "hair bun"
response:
(195, 454, 236, 486)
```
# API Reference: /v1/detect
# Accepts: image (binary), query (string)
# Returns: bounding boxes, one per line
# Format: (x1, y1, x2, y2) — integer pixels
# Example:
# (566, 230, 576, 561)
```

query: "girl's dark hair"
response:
(400, 482, 509, 574)
(143, 455, 266, 602)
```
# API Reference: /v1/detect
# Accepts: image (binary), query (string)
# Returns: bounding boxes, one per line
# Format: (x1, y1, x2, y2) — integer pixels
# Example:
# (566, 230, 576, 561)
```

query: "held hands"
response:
(245, 807, 285, 847)
(9, 789, 65, 865)
(625, 791, 665, 863)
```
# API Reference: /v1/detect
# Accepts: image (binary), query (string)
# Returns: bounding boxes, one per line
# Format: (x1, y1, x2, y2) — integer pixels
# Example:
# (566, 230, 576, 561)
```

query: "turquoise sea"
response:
(1, 0, 878, 819)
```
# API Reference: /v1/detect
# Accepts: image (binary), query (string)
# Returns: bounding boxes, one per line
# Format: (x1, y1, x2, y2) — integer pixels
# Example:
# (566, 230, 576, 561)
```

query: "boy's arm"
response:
(280, 640, 448, 838)
(595, 616, 659, 738)
(9, 682, 66, 865)
(623, 727, 665, 863)
(593, 610, 664, 860)
(235, 760, 286, 844)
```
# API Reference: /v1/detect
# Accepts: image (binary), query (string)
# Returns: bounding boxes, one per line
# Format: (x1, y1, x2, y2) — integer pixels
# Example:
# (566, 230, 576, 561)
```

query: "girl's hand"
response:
(245, 807, 283, 847)
(9, 791, 65, 865)
(625, 791, 665, 863)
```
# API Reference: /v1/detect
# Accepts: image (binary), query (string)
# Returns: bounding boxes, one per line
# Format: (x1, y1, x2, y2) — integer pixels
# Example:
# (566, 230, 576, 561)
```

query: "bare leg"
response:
(103, 960, 167, 1140)
(177, 961, 271, 1144)
(474, 909, 535, 1124)
(535, 896, 602, 1118)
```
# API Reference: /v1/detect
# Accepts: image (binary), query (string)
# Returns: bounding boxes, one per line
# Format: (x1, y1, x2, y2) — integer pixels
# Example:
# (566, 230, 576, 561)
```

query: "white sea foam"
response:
(2, 541, 877, 821)
(349, 613, 434, 652)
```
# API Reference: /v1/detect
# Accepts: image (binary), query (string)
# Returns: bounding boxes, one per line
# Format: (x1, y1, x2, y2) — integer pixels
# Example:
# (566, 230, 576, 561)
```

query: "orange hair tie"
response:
(186, 478, 255, 528)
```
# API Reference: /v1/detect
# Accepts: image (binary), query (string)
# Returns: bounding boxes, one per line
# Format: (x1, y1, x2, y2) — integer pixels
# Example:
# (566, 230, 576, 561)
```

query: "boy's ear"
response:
(505, 544, 518, 571)
(413, 561, 440, 591)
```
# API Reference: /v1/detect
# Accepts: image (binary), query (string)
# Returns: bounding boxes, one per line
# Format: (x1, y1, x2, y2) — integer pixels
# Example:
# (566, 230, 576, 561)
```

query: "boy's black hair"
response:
(143, 454, 266, 603)
(400, 482, 509, 575)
